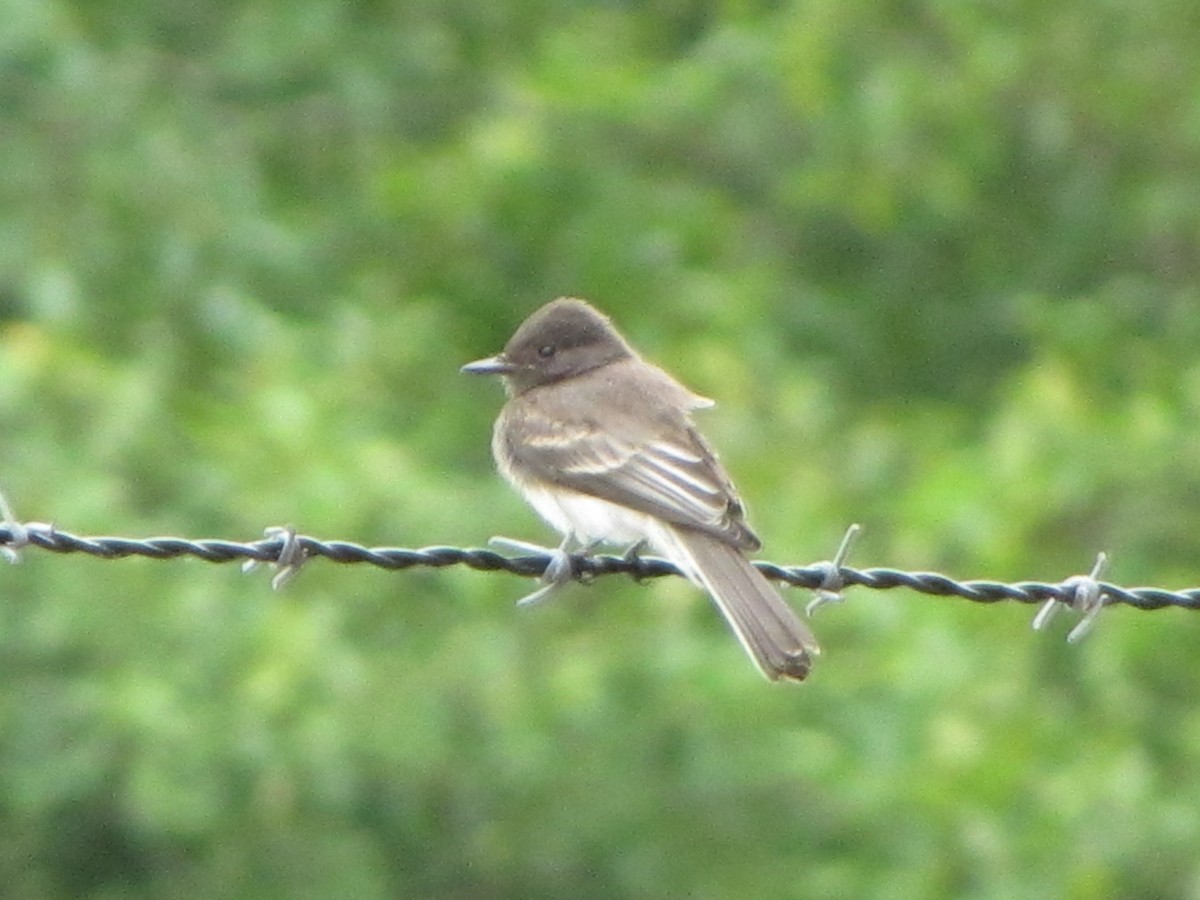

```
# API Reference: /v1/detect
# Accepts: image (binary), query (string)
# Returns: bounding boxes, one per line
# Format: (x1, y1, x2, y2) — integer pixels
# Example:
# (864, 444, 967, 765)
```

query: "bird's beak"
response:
(461, 354, 518, 376)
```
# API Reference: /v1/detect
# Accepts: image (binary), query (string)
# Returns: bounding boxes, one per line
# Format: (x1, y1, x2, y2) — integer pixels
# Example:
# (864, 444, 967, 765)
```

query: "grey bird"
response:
(462, 298, 819, 681)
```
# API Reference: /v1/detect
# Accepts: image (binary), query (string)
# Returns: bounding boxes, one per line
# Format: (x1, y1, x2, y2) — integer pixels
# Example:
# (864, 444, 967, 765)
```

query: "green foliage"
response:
(2, 0, 1200, 897)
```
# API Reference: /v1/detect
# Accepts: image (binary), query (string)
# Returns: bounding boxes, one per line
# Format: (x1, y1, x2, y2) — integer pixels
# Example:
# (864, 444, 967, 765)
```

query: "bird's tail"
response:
(652, 524, 820, 682)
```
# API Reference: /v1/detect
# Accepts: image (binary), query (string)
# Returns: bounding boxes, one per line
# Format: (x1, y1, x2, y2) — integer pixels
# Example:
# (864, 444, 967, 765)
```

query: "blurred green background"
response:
(2, 1, 1200, 897)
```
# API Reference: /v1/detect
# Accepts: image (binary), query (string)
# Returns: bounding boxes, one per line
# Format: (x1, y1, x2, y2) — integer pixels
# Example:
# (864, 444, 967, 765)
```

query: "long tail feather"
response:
(650, 524, 819, 681)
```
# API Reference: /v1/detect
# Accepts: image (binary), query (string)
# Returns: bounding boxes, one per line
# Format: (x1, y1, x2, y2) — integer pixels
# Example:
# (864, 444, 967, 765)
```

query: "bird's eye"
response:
(538, 344, 556, 358)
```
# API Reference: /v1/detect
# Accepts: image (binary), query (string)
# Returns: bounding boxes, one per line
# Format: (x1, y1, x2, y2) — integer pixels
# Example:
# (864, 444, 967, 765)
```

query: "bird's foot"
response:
(621, 539, 651, 583)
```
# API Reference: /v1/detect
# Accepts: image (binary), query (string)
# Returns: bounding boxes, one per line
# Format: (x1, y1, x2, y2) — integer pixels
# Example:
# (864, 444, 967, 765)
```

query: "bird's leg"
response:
(621, 539, 650, 584)
(571, 538, 606, 585)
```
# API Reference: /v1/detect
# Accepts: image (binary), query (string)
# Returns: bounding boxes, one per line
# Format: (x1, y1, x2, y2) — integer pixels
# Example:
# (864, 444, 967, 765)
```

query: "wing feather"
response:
(498, 361, 760, 550)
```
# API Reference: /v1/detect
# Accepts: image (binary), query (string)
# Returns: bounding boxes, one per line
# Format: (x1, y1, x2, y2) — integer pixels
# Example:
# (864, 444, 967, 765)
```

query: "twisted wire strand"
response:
(2, 524, 1198, 612)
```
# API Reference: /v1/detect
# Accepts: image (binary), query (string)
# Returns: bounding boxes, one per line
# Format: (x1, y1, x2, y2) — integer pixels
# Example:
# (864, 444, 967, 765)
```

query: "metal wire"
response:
(2, 522, 1197, 612)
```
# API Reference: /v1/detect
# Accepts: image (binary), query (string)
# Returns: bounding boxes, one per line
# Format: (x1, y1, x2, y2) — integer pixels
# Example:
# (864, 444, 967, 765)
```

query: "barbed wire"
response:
(2, 517, 1198, 642)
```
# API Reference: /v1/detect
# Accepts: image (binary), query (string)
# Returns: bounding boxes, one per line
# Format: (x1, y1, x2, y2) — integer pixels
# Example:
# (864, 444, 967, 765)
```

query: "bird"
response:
(462, 298, 819, 681)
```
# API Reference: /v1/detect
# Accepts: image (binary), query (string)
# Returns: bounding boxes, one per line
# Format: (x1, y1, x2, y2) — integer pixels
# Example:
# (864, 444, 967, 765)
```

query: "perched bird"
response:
(462, 298, 819, 681)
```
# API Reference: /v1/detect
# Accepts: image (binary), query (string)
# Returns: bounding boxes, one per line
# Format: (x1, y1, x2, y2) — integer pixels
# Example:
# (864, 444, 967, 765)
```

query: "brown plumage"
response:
(463, 298, 818, 681)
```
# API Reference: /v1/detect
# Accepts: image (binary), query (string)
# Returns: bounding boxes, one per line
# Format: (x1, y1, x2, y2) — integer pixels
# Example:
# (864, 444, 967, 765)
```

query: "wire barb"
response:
(805, 523, 862, 617)
(488, 536, 577, 606)
(1032, 552, 1110, 642)
(1, 519, 1199, 614)
(242, 526, 309, 590)
(0, 490, 28, 564)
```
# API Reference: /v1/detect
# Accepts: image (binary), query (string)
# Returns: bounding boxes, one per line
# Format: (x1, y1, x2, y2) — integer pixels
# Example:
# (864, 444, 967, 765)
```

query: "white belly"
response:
(520, 483, 652, 546)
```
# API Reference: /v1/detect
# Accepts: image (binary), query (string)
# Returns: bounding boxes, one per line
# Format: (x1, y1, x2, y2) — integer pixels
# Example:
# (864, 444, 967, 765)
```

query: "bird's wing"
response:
(501, 369, 760, 550)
